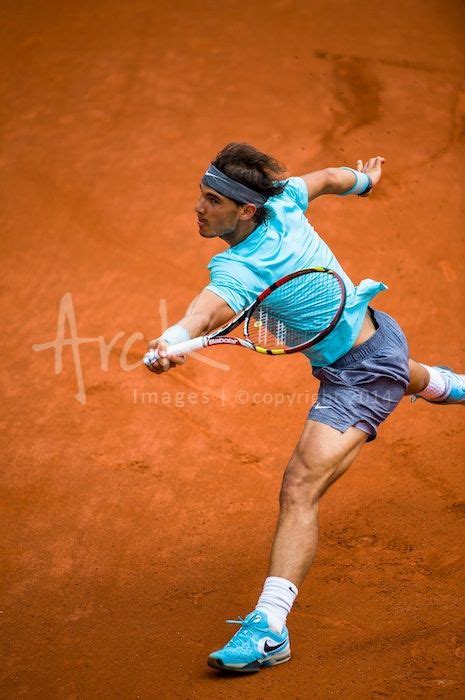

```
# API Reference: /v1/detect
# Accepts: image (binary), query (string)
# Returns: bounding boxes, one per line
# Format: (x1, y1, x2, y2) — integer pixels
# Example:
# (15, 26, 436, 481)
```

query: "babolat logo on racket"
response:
(214, 337, 240, 344)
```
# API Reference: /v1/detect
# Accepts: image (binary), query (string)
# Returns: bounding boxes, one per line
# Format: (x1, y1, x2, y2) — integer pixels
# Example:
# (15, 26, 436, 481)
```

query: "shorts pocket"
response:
(312, 365, 352, 386)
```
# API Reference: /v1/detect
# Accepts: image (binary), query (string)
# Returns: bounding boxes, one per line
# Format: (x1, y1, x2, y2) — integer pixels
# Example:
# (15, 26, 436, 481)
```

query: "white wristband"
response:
(160, 324, 191, 345)
(338, 167, 372, 196)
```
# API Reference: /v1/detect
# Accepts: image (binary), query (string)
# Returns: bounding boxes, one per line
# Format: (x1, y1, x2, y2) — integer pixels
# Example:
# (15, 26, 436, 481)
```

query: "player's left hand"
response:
(356, 156, 385, 196)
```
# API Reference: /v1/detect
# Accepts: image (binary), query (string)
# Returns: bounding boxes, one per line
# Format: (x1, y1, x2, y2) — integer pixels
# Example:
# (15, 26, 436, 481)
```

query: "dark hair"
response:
(212, 143, 287, 224)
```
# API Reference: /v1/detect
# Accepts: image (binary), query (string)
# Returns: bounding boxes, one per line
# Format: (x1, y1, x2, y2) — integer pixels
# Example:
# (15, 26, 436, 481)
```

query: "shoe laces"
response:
(223, 616, 256, 648)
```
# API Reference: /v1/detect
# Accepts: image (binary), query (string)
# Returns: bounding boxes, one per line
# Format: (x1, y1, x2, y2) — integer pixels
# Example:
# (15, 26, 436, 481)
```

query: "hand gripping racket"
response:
(143, 267, 346, 367)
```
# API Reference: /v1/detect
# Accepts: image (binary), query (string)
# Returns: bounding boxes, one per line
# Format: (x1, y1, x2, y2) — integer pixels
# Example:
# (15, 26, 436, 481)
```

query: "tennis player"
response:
(146, 143, 464, 673)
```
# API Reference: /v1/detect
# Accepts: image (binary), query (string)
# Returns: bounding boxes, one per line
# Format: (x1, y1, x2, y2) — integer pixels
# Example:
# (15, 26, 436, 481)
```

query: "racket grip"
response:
(143, 336, 207, 365)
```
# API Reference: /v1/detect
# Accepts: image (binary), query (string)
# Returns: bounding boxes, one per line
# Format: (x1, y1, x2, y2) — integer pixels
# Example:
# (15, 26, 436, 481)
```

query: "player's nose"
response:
(195, 198, 206, 215)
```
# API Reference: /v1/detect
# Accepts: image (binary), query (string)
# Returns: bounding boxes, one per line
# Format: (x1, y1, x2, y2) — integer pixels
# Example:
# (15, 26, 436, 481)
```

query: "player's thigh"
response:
(297, 419, 368, 463)
(282, 420, 367, 498)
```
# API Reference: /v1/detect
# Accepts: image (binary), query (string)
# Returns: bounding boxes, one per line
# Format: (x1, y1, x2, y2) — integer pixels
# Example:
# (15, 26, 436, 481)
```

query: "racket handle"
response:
(143, 336, 207, 365)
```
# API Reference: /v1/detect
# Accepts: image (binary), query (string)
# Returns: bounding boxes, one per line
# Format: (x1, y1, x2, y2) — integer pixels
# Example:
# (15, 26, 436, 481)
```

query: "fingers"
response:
(145, 339, 186, 374)
(146, 360, 163, 374)
(166, 352, 186, 366)
(356, 156, 386, 172)
(368, 155, 386, 170)
(151, 340, 171, 372)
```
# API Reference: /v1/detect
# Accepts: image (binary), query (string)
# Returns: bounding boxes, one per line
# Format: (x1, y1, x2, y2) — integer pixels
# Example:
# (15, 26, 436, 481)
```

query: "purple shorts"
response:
(308, 308, 410, 441)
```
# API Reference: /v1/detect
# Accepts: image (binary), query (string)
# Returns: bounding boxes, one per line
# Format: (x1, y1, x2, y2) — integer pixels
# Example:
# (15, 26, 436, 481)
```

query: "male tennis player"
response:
(146, 143, 464, 673)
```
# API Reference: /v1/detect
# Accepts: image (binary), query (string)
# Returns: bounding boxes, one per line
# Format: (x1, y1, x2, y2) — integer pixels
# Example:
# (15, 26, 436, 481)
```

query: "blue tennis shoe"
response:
(208, 610, 290, 673)
(414, 366, 465, 404)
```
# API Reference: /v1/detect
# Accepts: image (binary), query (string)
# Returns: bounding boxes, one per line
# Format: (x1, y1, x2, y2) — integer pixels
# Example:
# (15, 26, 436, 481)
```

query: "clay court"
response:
(2, 0, 464, 696)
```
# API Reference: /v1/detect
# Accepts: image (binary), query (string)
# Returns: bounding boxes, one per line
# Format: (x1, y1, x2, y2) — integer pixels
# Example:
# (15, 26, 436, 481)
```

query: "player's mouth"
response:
(197, 218, 208, 229)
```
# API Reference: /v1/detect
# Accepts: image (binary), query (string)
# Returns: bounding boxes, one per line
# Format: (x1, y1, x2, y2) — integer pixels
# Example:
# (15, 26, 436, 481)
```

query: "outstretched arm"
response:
(300, 156, 386, 202)
(146, 289, 234, 374)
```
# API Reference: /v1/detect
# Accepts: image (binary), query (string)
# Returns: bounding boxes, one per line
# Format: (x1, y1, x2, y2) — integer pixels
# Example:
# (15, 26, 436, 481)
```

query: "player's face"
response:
(195, 184, 242, 238)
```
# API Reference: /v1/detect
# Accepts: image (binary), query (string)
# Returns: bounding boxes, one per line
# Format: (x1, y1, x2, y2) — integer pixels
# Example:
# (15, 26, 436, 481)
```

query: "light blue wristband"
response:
(338, 167, 372, 196)
(160, 324, 191, 345)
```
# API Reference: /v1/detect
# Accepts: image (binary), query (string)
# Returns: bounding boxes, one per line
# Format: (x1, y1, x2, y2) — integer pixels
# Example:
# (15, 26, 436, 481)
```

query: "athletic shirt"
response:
(205, 177, 387, 367)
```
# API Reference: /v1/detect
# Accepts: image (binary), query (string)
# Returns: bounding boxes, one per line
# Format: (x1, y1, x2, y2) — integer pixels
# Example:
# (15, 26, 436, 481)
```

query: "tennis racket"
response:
(143, 267, 346, 367)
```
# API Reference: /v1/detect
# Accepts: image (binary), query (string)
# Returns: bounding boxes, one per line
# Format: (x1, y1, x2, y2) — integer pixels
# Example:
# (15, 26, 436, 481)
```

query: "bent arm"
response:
(300, 156, 385, 202)
(301, 168, 359, 201)
(146, 288, 235, 373)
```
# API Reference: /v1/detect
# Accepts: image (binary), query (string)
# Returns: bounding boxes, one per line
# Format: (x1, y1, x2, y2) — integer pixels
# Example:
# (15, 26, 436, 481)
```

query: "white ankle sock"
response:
(418, 365, 448, 400)
(256, 576, 298, 633)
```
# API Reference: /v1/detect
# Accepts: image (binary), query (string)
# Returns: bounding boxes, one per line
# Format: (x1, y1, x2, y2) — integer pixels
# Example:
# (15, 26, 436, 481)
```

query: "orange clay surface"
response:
(1, 1, 464, 697)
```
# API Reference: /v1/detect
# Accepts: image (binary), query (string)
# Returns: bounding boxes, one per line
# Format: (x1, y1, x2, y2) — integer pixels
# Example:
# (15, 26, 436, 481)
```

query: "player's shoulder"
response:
(208, 246, 264, 290)
(208, 247, 233, 265)
(208, 248, 258, 273)
(269, 176, 308, 212)
(208, 248, 244, 274)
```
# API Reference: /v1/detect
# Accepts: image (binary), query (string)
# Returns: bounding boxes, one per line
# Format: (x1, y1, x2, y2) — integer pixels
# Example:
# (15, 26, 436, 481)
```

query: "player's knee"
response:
(279, 449, 336, 509)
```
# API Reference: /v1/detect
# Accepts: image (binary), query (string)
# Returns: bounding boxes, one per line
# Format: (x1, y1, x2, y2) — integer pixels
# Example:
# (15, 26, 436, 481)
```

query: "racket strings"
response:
(246, 272, 343, 350)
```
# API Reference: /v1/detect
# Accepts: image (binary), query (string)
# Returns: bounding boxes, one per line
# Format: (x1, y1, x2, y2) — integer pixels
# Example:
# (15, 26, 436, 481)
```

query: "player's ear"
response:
(240, 203, 257, 221)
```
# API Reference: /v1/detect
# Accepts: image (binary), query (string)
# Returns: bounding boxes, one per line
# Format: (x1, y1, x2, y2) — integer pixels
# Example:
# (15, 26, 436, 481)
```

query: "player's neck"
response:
(220, 219, 259, 248)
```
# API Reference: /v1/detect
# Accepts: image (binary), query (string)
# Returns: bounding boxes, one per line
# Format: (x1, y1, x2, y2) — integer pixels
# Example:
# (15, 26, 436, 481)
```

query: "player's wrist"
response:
(160, 324, 191, 345)
(338, 167, 372, 196)
(358, 174, 373, 197)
